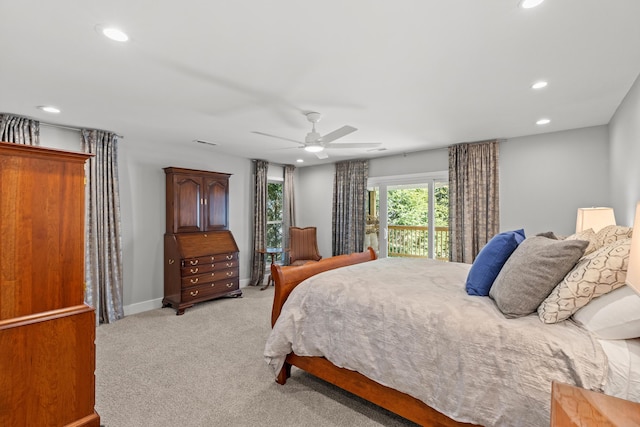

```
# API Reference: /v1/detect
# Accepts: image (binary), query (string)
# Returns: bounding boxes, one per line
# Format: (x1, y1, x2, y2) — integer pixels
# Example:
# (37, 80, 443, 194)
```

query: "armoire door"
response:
(172, 174, 203, 233)
(203, 177, 228, 230)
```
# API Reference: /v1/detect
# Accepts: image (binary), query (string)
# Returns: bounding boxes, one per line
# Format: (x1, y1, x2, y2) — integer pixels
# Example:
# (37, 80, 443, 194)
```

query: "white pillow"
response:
(572, 285, 640, 339)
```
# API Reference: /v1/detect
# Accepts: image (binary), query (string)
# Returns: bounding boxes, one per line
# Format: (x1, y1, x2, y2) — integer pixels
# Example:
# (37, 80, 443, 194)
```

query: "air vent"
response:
(194, 139, 217, 146)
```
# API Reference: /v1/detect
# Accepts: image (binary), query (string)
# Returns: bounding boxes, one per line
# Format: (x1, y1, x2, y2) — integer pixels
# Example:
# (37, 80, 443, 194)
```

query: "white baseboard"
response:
(123, 298, 163, 316)
(123, 278, 252, 316)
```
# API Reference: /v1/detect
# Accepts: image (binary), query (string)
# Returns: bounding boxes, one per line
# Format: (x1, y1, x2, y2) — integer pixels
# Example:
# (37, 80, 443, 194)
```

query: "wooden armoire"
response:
(0, 142, 100, 426)
(163, 167, 241, 315)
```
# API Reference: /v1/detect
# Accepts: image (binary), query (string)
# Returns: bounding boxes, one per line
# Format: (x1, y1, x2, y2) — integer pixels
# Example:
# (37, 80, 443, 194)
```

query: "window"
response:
(266, 180, 284, 261)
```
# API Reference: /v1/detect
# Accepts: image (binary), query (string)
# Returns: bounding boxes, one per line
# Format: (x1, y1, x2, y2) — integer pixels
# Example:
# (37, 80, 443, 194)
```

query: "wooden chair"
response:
(288, 226, 322, 266)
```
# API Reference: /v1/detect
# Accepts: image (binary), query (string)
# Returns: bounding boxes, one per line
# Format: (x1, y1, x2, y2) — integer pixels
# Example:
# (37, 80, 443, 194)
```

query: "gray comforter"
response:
(264, 257, 608, 427)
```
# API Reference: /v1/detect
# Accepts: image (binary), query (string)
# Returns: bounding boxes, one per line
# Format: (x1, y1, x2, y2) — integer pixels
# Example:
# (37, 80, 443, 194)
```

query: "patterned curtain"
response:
(332, 160, 369, 256)
(250, 160, 269, 285)
(448, 140, 500, 263)
(0, 113, 40, 145)
(82, 129, 125, 324)
(282, 164, 296, 265)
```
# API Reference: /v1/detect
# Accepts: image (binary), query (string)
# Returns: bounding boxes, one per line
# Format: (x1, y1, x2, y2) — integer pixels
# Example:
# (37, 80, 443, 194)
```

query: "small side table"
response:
(258, 248, 289, 291)
(550, 381, 640, 426)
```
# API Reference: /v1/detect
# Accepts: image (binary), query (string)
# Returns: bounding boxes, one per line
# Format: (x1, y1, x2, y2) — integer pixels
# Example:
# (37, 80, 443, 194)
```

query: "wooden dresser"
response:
(163, 167, 241, 315)
(0, 142, 100, 426)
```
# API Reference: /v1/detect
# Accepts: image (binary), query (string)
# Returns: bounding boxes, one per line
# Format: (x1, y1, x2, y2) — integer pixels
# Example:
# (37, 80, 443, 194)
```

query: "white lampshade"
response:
(626, 202, 640, 296)
(575, 207, 616, 233)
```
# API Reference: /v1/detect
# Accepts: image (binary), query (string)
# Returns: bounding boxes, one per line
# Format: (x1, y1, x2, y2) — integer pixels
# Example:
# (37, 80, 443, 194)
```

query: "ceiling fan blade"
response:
(321, 125, 357, 143)
(251, 131, 303, 145)
(324, 142, 382, 149)
(314, 151, 329, 160)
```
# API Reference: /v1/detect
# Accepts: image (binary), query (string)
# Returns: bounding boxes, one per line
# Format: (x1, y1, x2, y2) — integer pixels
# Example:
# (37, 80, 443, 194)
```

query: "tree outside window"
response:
(266, 181, 283, 261)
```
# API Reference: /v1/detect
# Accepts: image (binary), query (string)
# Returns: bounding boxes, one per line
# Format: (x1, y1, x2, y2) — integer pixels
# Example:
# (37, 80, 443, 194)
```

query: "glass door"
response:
(366, 173, 449, 260)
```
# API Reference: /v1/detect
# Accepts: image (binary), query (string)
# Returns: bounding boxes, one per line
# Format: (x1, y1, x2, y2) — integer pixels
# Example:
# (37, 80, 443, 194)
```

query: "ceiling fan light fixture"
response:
(304, 145, 324, 153)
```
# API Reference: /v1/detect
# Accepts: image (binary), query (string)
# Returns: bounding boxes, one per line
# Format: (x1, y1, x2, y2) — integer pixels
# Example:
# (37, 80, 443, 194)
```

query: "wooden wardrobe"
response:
(163, 167, 241, 315)
(0, 142, 100, 426)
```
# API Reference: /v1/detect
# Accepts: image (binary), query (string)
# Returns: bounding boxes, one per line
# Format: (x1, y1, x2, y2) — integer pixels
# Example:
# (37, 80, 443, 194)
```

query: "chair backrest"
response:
(288, 226, 322, 265)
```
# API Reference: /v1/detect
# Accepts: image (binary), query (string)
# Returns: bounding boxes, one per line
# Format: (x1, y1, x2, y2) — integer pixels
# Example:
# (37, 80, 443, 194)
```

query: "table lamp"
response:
(575, 207, 616, 233)
(626, 202, 640, 296)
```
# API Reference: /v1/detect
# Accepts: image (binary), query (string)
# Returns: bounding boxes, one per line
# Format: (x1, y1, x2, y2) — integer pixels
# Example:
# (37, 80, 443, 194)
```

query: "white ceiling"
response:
(1, 1, 640, 166)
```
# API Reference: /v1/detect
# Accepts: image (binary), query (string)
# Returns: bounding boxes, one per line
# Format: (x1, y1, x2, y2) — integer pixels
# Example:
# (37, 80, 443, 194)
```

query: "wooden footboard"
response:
(269, 248, 477, 427)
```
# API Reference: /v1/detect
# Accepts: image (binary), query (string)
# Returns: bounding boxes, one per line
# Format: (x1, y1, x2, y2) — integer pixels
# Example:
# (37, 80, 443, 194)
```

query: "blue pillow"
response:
(465, 229, 525, 296)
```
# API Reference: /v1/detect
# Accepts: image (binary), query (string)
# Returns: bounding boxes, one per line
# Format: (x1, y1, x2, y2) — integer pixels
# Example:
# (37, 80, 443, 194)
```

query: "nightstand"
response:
(551, 381, 640, 426)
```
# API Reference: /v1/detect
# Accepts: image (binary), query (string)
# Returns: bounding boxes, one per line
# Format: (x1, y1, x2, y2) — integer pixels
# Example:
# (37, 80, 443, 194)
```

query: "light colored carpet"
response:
(95, 285, 417, 426)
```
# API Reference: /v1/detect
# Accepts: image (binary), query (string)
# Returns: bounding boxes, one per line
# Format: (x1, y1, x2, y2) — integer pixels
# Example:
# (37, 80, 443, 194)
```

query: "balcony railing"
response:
(387, 225, 449, 261)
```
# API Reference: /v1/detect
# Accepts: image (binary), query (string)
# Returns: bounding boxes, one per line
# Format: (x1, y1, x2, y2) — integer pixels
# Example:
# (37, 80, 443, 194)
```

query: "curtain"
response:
(282, 164, 296, 265)
(82, 129, 125, 324)
(332, 160, 369, 256)
(0, 113, 40, 145)
(448, 140, 500, 263)
(250, 160, 269, 285)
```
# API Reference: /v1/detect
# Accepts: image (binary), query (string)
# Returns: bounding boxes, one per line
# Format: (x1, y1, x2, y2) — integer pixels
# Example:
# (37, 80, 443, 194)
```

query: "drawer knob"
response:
(210, 283, 215, 287)
(190, 278, 199, 284)
(211, 272, 216, 277)
(189, 260, 199, 266)
(190, 290, 199, 297)
(190, 267, 199, 274)
(226, 255, 233, 260)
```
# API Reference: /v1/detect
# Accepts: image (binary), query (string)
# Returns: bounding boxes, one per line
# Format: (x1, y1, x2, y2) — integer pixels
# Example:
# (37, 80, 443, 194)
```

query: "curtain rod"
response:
(40, 122, 124, 139)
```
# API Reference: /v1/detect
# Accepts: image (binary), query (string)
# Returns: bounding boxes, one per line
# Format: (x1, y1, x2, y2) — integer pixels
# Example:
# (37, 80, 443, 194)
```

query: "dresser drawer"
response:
(181, 278, 240, 301)
(181, 267, 238, 287)
(181, 252, 237, 268)
(180, 259, 237, 276)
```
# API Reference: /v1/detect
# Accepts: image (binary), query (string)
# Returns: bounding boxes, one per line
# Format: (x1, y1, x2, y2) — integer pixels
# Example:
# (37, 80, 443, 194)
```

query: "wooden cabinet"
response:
(551, 381, 640, 426)
(163, 167, 241, 315)
(0, 142, 100, 426)
(165, 167, 230, 233)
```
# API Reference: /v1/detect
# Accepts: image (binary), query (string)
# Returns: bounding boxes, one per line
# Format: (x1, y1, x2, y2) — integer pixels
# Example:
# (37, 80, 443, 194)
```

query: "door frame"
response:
(367, 171, 448, 258)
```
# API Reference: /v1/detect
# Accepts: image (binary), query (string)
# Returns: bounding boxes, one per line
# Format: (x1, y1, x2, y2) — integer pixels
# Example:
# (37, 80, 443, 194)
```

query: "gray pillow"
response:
(489, 236, 588, 318)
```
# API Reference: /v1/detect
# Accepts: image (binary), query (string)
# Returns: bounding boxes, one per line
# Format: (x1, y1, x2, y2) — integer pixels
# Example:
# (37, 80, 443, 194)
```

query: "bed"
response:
(264, 226, 640, 426)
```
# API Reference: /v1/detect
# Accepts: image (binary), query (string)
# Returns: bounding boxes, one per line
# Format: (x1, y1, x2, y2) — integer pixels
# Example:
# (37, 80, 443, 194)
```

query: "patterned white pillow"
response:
(595, 224, 633, 249)
(564, 228, 598, 256)
(538, 238, 632, 324)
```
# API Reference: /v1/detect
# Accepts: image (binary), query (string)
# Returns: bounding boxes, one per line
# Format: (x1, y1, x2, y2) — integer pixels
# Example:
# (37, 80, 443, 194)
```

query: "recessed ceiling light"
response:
(531, 81, 548, 89)
(38, 106, 61, 114)
(296, 159, 304, 163)
(102, 27, 129, 42)
(536, 118, 551, 125)
(520, 0, 544, 9)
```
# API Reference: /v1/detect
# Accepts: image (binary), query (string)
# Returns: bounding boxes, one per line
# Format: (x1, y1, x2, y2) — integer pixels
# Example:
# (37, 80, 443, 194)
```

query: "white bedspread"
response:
(264, 258, 608, 427)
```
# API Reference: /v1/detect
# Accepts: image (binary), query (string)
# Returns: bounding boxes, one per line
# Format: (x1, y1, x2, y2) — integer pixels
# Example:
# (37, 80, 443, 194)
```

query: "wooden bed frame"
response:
(270, 248, 477, 427)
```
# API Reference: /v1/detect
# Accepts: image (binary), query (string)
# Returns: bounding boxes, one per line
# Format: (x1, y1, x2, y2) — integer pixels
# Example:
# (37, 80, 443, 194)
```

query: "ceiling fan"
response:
(252, 112, 381, 159)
